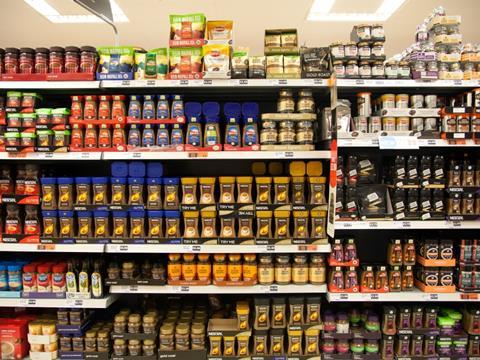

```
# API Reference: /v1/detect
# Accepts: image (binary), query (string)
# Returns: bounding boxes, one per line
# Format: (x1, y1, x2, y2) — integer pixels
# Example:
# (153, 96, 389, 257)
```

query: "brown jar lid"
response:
(49, 46, 65, 53)
(114, 314, 126, 322)
(128, 314, 141, 323)
(143, 314, 156, 324)
(175, 324, 190, 335)
(114, 339, 126, 345)
(128, 339, 140, 345)
(191, 323, 205, 335)
(143, 339, 155, 346)
(97, 330, 109, 338)
(160, 324, 174, 335)
(85, 330, 97, 338)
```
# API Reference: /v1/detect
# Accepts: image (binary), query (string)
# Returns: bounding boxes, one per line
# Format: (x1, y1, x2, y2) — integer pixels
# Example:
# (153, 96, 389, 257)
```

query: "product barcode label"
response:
(266, 245, 275, 252)
(268, 285, 279, 293)
(23, 299, 36, 306)
(118, 245, 129, 252)
(132, 152, 142, 158)
(191, 245, 201, 252)
(339, 293, 349, 300)
(402, 221, 411, 228)
(121, 80, 130, 86)
(67, 299, 84, 307)
(146, 80, 156, 86)
(239, 79, 248, 85)
(180, 80, 189, 85)
(278, 79, 288, 85)
(180, 286, 190, 293)
(368, 221, 378, 228)
(370, 293, 379, 300)
(203, 79, 212, 85)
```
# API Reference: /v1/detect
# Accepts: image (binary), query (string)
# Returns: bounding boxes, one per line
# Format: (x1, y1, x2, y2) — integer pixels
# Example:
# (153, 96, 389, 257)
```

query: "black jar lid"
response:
(49, 46, 65, 53)
(35, 47, 49, 54)
(5, 47, 19, 54)
(65, 46, 80, 53)
(80, 46, 97, 53)
(20, 47, 35, 54)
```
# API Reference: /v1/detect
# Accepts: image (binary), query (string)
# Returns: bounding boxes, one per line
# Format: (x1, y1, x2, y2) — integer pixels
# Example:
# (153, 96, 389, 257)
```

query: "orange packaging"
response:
(70, 124, 84, 148)
(197, 254, 212, 282)
(112, 126, 125, 146)
(168, 254, 182, 281)
(213, 254, 227, 281)
(242, 254, 258, 282)
(228, 254, 243, 282)
(84, 125, 97, 148)
(182, 254, 197, 281)
(98, 125, 111, 148)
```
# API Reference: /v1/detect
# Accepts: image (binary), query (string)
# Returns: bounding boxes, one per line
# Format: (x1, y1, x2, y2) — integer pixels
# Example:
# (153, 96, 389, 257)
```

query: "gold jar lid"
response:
(143, 339, 155, 346)
(244, 254, 257, 262)
(97, 330, 109, 339)
(197, 254, 210, 262)
(128, 314, 141, 323)
(191, 323, 205, 335)
(213, 254, 226, 262)
(114, 339, 126, 345)
(85, 330, 97, 338)
(122, 262, 134, 270)
(160, 324, 174, 335)
(228, 254, 242, 262)
(128, 339, 140, 345)
(183, 254, 196, 262)
(114, 314, 126, 322)
(143, 314, 156, 324)
(168, 253, 181, 261)
(175, 324, 190, 335)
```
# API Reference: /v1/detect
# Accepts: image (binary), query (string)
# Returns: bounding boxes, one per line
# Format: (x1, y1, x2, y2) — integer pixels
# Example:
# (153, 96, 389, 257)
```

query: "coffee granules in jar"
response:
(293, 211, 309, 239)
(236, 176, 253, 203)
(80, 46, 97, 73)
(274, 177, 290, 204)
(243, 254, 257, 283)
(146, 178, 162, 209)
(275, 255, 292, 285)
(77, 211, 92, 238)
(256, 177, 272, 204)
(256, 211, 272, 238)
(201, 211, 217, 238)
(42, 210, 58, 237)
(92, 177, 108, 205)
(65, 46, 80, 73)
(111, 177, 127, 205)
(309, 254, 326, 284)
(238, 217, 253, 238)
(112, 211, 128, 238)
(220, 217, 236, 238)
(258, 255, 274, 285)
(165, 211, 181, 238)
(75, 177, 91, 205)
(277, 89, 295, 113)
(308, 177, 326, 204)
(49, 46, 65, 73)
(219, 176, 235, 203)
(59, 211, 74, 238)
(183, 211, 199, 238)
(130, 211, 145, 238)
(19, 48, 34, 74)
(128, 177, 144, 205)
(274, 210, 290, 239)
(41, 177, 57, 210)
(148, 210, 163, 238)
(254, 297, 270, 330)
(199, 177, 215, 204)
(57, 177, 74, 210)
(94, 210, 109, 238)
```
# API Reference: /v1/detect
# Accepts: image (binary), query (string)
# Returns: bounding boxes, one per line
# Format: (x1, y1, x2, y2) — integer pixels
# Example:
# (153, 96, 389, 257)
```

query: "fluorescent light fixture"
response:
(24, 0, 129, 23)
(308, 0, 407, 21)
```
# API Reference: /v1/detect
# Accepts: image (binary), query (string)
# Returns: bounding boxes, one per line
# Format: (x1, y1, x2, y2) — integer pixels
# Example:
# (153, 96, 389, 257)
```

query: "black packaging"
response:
(407, 188, 419, 213)
(407, 155, 418, 180)
(420, 155, 432, 179)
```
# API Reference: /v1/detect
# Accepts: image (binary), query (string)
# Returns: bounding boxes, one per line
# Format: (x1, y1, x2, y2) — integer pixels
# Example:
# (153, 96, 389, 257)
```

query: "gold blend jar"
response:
(292, 255, 308, 284)
(275, 255, 292, 285)
(258, 254, 274, 285)
(277, 89, 295, 113)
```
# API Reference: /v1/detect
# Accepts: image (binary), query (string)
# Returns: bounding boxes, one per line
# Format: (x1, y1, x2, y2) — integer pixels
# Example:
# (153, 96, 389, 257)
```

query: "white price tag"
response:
(118, 245, 129, 252)
(145, 80, 156, 86)
(66, 299, 84, 307)
(132, 152, 142, 158)
(80, 152, 91, 159)
(368, 221, 378, 228)
(339, 293, 349, 300)
(275, 151, 294, 158)
(402, 221, 411, 228)
(267, 285, 279, 293)
(379, 136, 419, 149)
(369, 293, 380, 300)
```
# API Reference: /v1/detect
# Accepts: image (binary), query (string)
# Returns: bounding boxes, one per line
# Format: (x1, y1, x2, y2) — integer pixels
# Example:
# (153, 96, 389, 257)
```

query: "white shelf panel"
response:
(103, 150, 331, 160)
(337, 79, 480, 88)
(101, 78, 328, 88)
(0, 295, 118, 308)
(335, 220, 480, 230)
(0, 152, 102, 160)
(105, 243, 330, 254)
(110, 284, 326, 294)
(0, 243, 105, 253)
(338, 138, 480, 148)
(327, 290, 479, 302)
(0, 81, 101, 89)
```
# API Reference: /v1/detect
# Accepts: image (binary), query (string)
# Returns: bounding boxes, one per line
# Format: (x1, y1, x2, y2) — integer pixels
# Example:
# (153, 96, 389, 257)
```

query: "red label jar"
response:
(98, 95, 112, 119)
(49, 46, 65, 73)
(4, 48, 19, 74)
(71, 95, 84, 119)
(65, 46, 80, 73)
(22, 264, 37, 292)
(80, 46, 97, 73)
(37, 264, 52, 292)
(52, 263, 67, 292)
(19, 47, 35, 74)
(112, 95, 126, 120)
(84, 95, 98, 120)
(35, 47, 49, 74)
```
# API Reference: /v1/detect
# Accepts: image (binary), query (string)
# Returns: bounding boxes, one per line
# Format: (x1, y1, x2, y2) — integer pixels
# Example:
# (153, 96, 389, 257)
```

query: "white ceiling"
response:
(0, 0, 478, 56)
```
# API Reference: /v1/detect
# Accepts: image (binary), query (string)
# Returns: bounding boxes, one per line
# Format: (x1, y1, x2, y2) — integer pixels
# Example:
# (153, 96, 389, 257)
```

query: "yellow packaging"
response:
(183, 211, 199, 238)
(289, 161, 306, 176)
(304, 329, 320, 355)
(182, 254, 197, 281)
(197, 254, 211, 282)
(274, 210, 290, 238)
(288, 329, 303, 355)
(199, 177, 216, 204)
(213, 254, 227, 282)
(236, 301, 250, 330)
(201, 210, 217, 238)
(227, 254, 242, 282)
(168, 254, 182, 281)
(274, 177, 290, 204)
(256, 211, 273, 238)
(237, 336, 250, 356)
(206, 20, 233, 40)
(306, 161, 323, 176)
(256, 177, 272, 204)
(223, 336, 236, 356)
(219, 176, 235, 203)
(181, 177, 198, 205)
(203, 44, 230, 72)
(209, 336, 222, 356)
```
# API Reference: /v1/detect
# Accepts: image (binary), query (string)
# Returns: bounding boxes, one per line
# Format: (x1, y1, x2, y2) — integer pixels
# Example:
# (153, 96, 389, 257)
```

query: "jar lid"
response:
(92, 177, 109, 184)
(99, 95, 111, 101)
(128, 177, 145, 184)
(333, 60, 343, 65)
(330, 42, 344, 47)
(57, 177, 74, 184)
(358, 42, 370, 46)
(5, 48, 19, 54)
(42, 210, 58, 217)
(175, 323, 189, 335)
(114, 339, 125, 345)
(37, 264, 51, 273)
(65, 46, 80, 53)
(163, 177, 180, 185)
(128, 314, 141, 322)
(128, 339, 140, 345)
(75, 177, 91, 184)
(20, 47, 35, 54)
(85, 330, 97, 338)
(41, 177, 57, 185)
(23, 264, 37, 273)
(81, 46, 97, 53)
(111, 177, 127, 185)
(143, 339, 154, 346)
(191, 323, 205, 334)
(147, 177, 161, 185)
(59, 211, 74, 217)
(49, 46, 65, 53)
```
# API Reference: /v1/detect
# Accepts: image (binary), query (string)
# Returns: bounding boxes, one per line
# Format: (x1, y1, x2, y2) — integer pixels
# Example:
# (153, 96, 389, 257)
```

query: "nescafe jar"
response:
(4, 48, 19, 74)
(49, 46, 65, 73)
(35, 48, 49, 74)
(65, 46, 80, 73)
(19, 48, 34, 74)
(80, 46, 97, 73)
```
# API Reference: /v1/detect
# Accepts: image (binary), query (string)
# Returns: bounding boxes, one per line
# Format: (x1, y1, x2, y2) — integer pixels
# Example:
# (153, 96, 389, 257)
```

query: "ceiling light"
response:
(24, 0, 129, 23)
(308, 0, 408, 21)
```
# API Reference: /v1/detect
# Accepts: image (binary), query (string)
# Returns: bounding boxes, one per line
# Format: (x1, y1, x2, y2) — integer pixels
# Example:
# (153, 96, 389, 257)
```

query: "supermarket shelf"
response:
(335, 220, 480, 230)
(0, 152, 103, 160)
(102, 150, 331, 160)
(337, 79, 480, 88)
(327, 290, 479, 302)
(109, 284, 327, 294)
(0, 81, 101, 89)
(105, 243, 331, 254)
(0, 243, 105, 253)
(100, 78, 328, 88)
(0, 295, 119, 308)
(338, 138, 480, 148)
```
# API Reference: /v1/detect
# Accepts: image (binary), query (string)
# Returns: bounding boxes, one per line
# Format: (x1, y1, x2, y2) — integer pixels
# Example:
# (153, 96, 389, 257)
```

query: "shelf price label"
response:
(266, 245, 275, 252)
(368, 222, 378, 228)
(180, 80, 189, 86)
(179, 286, 190, 293)
(369, 293, 380, 300)
(67, 299, 84, 307)
(275, 151, 294, 158)
(21, 299, 37, 306)
(379, 136, 419, 150)
(339, 293, 349, 300)
(121, 80, 131, 86)
(131, 152, 142, 159)
(267, 285, 279, 293)
(401, 221, 411, 228)
(203, 79, 212, 85)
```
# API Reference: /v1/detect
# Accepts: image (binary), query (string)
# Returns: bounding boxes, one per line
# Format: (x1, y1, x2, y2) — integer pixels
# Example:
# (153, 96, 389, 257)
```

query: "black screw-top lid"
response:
(35, 47, 49, 54)
(0, 49, 5, 55)
(80, 46, 97, 53)
(65, 46, 80, 53)
(5, 47, 19, 54)
(49, 46, 65, 53)
(20, 47, 35, 54)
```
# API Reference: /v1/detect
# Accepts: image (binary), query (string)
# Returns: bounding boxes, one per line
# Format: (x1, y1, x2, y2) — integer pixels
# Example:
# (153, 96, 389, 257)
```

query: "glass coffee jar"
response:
(278, 120, 295, 145)
(297, 89, 315, 113)
(277, 89, 295, 113)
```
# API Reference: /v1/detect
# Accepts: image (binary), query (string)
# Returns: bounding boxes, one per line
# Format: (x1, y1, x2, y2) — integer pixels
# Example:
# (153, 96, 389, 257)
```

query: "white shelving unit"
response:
(0, 152, 102, 160)
(335, 220, 480, 230)
(0, 295, 119, 308)
(103, 150, 331, 160)
(0, 243, 105, 253)
(105, 243, 331, 254)
(0, 81, 101, 89)
(327, 290, 479, 302)
(109, 284, 327, 294)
